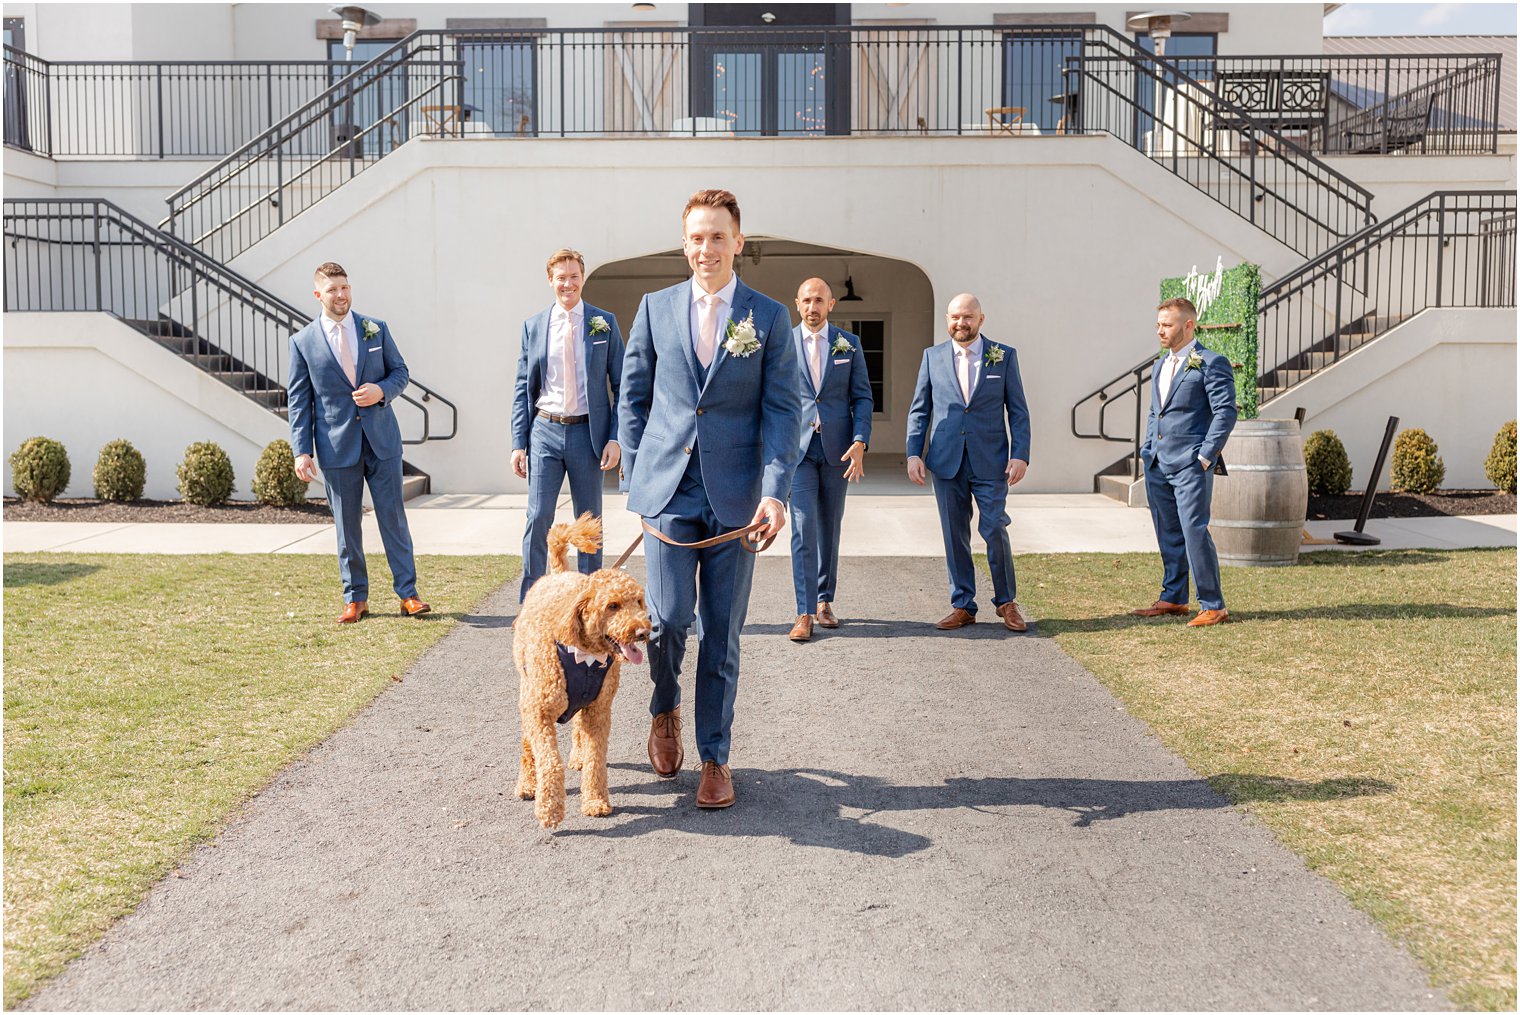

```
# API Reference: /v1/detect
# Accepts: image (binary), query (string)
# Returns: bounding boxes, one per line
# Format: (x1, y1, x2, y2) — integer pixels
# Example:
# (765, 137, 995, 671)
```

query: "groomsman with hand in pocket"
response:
(510, 248, 625, 600)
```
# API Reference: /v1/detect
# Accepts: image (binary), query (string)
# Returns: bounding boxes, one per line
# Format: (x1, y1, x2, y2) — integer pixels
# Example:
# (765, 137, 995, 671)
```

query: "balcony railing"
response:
(5, 36, 1503, 159)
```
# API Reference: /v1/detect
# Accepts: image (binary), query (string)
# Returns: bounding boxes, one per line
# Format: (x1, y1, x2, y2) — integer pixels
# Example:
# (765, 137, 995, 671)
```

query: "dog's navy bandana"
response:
(555, 643, 612, 724)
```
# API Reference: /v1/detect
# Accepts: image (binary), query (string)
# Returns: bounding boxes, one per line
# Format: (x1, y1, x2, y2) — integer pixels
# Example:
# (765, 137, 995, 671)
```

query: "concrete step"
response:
(1097, 473, 1133, 503)
(401, 473, 429, 501)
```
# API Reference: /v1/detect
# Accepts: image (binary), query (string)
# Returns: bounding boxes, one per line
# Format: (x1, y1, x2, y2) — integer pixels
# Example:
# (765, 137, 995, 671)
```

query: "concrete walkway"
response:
(29, 558, 1445, 1010)
(5, 492, 1514, 555)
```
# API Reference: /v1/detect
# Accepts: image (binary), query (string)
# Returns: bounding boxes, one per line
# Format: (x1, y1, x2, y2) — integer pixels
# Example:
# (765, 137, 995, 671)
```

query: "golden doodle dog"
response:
(513, 513, 650, 829)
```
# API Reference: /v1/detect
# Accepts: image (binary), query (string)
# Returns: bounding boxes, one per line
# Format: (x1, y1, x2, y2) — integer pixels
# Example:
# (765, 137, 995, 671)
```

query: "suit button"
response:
(963, 406, 970, 412)
(684, 446, 692, 455)
(696, 408, 704, 415)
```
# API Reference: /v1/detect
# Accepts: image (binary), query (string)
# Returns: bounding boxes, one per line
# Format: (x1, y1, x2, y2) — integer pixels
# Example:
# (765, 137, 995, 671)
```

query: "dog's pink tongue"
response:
(622, 643, 646, 665)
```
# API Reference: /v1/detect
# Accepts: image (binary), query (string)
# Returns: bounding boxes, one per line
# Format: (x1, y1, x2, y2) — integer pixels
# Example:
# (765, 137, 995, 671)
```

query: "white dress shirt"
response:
(953, 335, 984, 403)
(689, 273, 739, 360)
(321, 312, 357, 382)
(537, 300, 586, 415)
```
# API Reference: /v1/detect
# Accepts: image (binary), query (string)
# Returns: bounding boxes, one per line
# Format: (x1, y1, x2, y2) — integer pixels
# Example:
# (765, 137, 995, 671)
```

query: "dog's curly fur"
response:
(512, 513, 650, 829)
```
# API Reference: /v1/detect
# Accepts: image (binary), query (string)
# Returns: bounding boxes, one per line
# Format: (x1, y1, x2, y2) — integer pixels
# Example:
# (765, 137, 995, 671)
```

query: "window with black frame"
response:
(1001, 31, 1084, 134)
(458, 36, 537, 136)
(3, 17, 29, 151)
(1133, 33, 1217, 149)
(846, 319, 886, 415)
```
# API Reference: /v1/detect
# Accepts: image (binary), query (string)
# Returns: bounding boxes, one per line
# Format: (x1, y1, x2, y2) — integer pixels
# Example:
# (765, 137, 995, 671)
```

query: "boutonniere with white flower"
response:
(589, 316, 610, 336)
(984, 346, 1004, 367)
(724, 311, 761, 357)
(831, 335, 853, 356)
(362, 320, 379, 340)
(1185, 352, 1204, 371)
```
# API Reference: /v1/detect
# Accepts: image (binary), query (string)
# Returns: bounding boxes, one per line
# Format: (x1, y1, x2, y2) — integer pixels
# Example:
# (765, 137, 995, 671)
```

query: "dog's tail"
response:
(547, 512, 603, 574)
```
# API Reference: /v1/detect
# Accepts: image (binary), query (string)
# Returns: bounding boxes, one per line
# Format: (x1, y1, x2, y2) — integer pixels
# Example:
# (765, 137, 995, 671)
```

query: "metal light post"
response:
(330, 5, 381, 158)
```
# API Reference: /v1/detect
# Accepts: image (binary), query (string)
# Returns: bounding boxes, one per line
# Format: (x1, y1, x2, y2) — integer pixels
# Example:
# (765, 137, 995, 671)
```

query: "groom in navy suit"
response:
(1133, 297, 1237, 626)
(289, 262, 430, 624)
(618, 189, 802, 809)
(786, 277, 873, 643)
(906, 293, 1031, 632)
(510, 247, 624, 600)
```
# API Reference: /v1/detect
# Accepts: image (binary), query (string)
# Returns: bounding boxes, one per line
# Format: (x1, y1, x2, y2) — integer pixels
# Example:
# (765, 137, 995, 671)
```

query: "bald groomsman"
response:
(787, 278, 873, 642)
(906, 293, 1031, 631)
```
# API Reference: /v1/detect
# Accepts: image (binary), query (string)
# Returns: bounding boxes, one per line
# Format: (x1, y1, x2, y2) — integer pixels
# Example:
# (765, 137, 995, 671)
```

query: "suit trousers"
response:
(322, 433, 417, 603)
(787, 432, 850, 615)
(932, 448, 1016, 613)
(520, 415, 604, 601)
(642, 455, 756, 767)
(1144, 457, 1225, 610)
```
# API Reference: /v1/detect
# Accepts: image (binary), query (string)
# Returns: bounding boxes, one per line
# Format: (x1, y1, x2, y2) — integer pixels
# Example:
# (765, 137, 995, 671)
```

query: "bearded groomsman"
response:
(906, 293, 1031, 632)
(511, 248, 624, 601)
(619, 189, 802, 809)
(289, 262, 430, 623)
(1132, 297, 1237, 627)
(786, 277, 873, 643)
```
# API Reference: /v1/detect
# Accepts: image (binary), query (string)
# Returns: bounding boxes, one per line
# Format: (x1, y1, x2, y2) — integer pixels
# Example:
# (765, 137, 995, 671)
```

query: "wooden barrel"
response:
(1209, 419, 1309, 567)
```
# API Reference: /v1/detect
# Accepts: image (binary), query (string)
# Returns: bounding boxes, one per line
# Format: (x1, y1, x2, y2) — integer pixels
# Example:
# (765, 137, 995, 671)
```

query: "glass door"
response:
(690, 3, 848, 136)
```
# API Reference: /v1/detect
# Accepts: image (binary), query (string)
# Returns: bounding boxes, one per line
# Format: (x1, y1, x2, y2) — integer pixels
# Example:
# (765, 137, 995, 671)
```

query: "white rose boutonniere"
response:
(589, 316, 610, 336)
(1185, 352, 1204, 371)
(984, 345, 1004, 367)
(724, 311, 761, 357)
(831, 335, 853, 356)
(362, 320, 380, 340)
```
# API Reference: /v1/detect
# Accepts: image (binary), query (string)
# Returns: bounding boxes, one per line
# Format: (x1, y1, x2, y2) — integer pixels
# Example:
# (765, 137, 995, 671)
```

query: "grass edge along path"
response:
(997, 547, 1516, 1011)
(3, 552, 517, 1008)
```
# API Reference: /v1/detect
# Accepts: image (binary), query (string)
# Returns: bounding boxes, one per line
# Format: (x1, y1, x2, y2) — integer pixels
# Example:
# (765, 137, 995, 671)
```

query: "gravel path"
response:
(28, 558, 1444, 1011)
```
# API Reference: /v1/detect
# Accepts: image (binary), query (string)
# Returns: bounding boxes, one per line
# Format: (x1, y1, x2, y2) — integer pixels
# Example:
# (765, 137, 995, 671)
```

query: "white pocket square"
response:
(987, 374, 1001, 379)
(367, 345, 381, 352)
(593, 340, 607, 345)
(833, 358, 850, 365)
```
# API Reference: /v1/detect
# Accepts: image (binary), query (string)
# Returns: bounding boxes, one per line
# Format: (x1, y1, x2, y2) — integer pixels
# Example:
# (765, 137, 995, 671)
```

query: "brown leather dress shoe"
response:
(1188, 608, 1231, 627)
(936, 607, 976, 630)
(648, 709, 683, 778)
(696, 760, 735, 809)
(996, 602, 1028, 632)
(400, 597, 432, 617)
(1131, 600, 1191, 618)
(788, 614, 813, 642)
(337, 601, 369, 624)
(815, 602, 839, 629)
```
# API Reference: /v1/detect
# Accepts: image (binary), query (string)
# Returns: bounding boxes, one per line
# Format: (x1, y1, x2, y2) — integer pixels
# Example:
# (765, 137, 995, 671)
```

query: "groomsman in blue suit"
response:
(289, 262, 430, 624)
(619, 189, 802, 809)
(906, 293, 1031, 632)
(511, 248, 625, 600)
(786, 277, 873, 643)
(1133, 297, 1237, 627)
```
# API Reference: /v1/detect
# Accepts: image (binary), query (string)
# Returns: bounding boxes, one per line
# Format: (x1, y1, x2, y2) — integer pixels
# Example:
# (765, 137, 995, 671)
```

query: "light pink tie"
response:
(336, 321, 357, 387)
(560, 313, 580, 414)
(1161, 354, 1180, 402)
(809, 333, 824, 391)
(696, 294, 719, 368)
(958, 348, 972, 403)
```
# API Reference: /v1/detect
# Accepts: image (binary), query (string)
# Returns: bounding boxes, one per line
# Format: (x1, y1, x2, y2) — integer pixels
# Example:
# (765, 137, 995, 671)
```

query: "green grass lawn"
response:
(2, 553, 515, 1008)
(1008, 548, 1516, 1011)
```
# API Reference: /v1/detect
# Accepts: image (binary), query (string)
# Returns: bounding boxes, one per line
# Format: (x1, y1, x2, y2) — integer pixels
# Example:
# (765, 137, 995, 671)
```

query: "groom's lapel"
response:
(701, 280, 755, 395)
(350, 313, 369, 386)
(969, 339, 993, 403)
(934, 341, 961, 406)
(668, 286, 703, 390)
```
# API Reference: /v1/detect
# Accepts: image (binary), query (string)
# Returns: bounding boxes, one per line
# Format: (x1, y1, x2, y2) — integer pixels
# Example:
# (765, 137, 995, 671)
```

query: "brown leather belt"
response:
(536, 410, 588, 424)
(611, 520, 775, 570)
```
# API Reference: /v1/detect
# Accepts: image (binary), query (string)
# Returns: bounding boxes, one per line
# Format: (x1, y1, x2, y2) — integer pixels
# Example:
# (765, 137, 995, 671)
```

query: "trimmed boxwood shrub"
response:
(251, 439, 308, 507)
(93, 439, 147, 502)
(1391, 428, 1445, 494)
(177, 441, 235, 506)
(10, 436, 71, 503)
(1484, 420, 1516, 494)
(1303, 429, 1353, 496)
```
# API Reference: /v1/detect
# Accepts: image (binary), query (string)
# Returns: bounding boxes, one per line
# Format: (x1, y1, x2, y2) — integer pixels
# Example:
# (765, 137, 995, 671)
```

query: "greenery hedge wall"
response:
(1160, 262, 1260, 420)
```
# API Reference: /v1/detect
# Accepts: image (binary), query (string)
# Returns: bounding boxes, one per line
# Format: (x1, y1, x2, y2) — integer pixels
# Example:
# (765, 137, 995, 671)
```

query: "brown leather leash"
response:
(611, 520, 776, 570)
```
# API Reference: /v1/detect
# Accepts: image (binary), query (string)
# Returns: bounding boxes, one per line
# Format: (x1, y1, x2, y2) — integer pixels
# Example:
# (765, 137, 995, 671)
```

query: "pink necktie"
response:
(1162, 354, 1180, 401)
(560, 313, 580, 414)
(337, 321, 357, 387)
(696, 295, 719, 368)
(809, 333, 824, 390)
(958, 348, 972, 403)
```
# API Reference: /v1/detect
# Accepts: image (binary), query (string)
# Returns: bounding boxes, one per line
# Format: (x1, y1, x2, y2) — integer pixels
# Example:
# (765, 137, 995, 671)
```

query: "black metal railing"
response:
(3, 197, 457, 443)
(1071, 189, 1516, 482)
(1258, 190, 1516, 398)
(1068, 35, 1377, 257)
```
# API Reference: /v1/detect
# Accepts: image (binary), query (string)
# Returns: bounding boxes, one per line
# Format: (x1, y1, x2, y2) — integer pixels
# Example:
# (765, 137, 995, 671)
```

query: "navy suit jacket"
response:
(795, 324, 874, 463)
(618, 277, 803, 527)
(1141, 343, 1237, 474)
(511, 302, 624, 454)
(287, 312, 409, 468)
(906, 337, 1031, 480)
